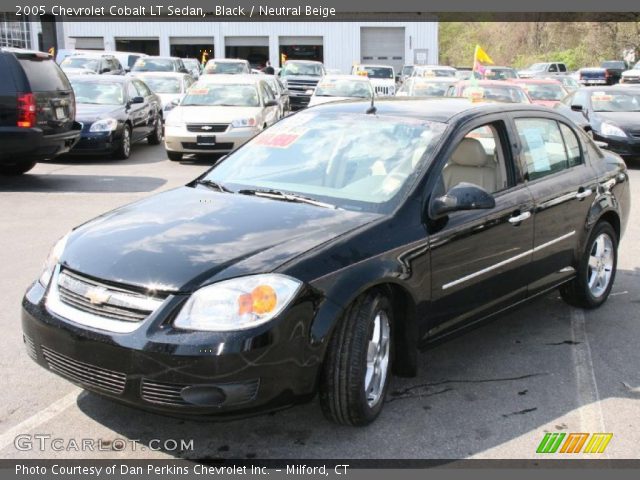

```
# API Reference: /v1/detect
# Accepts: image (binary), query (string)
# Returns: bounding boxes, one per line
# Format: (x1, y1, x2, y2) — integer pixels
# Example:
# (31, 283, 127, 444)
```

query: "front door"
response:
(426, 118, 535, 339)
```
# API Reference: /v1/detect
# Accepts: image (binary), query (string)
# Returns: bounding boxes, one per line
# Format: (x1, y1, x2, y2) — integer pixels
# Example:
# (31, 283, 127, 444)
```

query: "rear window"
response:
(19, 57, 70, 92)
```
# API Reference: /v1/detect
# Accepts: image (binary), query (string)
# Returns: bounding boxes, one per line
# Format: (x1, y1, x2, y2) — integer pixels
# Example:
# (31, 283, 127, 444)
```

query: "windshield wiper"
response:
(238, 188, 336, 209)
(195, 179, 233, 193)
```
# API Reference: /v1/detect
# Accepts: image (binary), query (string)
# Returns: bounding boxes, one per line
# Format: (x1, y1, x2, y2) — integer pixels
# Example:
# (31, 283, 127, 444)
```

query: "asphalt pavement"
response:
(0, 144, 638, 460)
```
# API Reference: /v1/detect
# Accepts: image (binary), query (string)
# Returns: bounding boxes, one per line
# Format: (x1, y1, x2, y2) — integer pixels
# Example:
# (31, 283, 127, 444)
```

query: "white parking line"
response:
(0, 390, 80, 452)
(570, 309, 609, 457)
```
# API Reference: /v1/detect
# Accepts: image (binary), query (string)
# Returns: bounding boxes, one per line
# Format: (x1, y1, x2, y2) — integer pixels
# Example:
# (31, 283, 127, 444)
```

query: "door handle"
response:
(576, 188, 593, 200)
(508, 211, 532, 224)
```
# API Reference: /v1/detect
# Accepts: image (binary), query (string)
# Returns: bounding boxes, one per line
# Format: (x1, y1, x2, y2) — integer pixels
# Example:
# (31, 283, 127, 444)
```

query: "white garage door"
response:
(71, 37, 104, 50)
(360, 27, 405, 73)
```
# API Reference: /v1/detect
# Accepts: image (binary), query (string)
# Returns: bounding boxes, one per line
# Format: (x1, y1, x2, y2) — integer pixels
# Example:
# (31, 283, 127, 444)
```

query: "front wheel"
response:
(560, 221, 618, 309)
(113, 125, 131, 160)
(319, 291, 393, 426)
(0, 161, 36, 175)
(147, 115, 163, 145)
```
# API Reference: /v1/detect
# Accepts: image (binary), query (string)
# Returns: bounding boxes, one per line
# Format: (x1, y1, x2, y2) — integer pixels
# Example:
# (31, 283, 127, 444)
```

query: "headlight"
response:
(173, 274, 302, 332)
(89, 118, 118, 132)
(600, 122, 627, 138)
(39, 233, 70, 287)
(164, 112, 184, 128)
(231, 118, 257, 128)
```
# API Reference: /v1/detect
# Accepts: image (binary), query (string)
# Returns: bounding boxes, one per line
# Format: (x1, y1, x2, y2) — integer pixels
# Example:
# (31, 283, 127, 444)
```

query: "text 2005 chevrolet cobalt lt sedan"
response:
(22, 99, 629, 425)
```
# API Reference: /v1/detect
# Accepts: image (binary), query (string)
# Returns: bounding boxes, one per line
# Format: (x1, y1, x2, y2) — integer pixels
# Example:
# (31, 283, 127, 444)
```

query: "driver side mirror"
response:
(429, 182, 496, 219)
(264, 99, 278, 107)
(130, 96, 145, 105)
(570, 104, 583, 112)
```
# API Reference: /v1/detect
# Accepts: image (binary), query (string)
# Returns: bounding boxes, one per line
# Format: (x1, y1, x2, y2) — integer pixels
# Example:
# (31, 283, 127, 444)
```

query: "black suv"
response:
(0, 48, 81, 174)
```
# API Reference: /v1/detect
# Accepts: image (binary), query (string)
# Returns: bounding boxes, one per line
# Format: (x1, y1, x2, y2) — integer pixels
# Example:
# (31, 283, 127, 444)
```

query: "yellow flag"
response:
(474, 45, 494, 65)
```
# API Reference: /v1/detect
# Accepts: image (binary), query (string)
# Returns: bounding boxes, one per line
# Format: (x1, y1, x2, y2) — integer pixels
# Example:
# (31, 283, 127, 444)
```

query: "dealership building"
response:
(58, 21, 438, 73)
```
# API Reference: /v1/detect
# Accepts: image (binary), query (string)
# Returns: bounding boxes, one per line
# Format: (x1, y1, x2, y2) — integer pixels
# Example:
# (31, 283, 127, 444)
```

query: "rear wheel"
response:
(560, 221, 617, 309)
(0, 161, 36, 175)
(113, 125, 131, 160)
(167, 151, 183, 162)
(319, 291, 393, 426)
(147, 115, 163, 145)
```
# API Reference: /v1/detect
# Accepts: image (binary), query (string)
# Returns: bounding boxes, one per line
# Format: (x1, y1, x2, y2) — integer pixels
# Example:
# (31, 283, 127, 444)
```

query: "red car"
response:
(448, 80, 532, 104)
(511, 78, 568, 107)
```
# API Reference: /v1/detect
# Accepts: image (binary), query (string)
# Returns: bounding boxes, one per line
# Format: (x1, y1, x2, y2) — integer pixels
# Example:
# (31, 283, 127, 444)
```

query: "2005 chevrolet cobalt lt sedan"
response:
(22, 99, 629, 426)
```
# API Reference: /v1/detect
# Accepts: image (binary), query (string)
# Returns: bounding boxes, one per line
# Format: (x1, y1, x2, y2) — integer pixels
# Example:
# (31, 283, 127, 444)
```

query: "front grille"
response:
(181, 142, 234, 150)
(23, 335, 37, 361)
(286, 78, 319, 94)
(375, 85, 395, 96)
(57, 269, 164, 323)
(622, 76, 640, 84)
(141, 380, 189, 406)
(186, 124, 229, 133)
(42, 346, 126, 394)
(630, 130, 640, 139)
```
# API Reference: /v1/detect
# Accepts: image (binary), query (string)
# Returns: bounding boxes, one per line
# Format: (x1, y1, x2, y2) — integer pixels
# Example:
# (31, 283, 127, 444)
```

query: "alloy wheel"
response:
(587, 233, 614, 298)
(364, 310, 390, 407)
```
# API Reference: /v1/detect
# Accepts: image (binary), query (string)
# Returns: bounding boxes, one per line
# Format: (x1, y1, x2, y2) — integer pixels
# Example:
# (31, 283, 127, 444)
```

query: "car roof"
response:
(415, 65, 457, 70)
(129, 71, 189, 78)
(457, 80, 522, 87)
(356, 64, 393, 69)
(68, 74, 128, 84)
(0, 47, 50, 57)
(322, 74, 370, 81)
(512, 78, 561, 84)
(208, 58, 248, 63)
(284, 60, 322, 64)
(309, 97, 551, 123)
(412, 77, 459, 83)
(141, 56, 180, 61)
(196, 74, 262, 85)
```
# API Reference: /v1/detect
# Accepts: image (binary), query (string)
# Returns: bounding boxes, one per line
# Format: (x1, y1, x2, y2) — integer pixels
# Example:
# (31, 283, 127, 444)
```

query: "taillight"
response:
(16, 93, 36, 128)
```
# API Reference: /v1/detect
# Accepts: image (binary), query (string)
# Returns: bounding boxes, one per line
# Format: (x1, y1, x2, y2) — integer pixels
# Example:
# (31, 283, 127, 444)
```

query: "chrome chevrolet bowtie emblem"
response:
(85, 287, 111, 305)
(201, 126, 213, 131)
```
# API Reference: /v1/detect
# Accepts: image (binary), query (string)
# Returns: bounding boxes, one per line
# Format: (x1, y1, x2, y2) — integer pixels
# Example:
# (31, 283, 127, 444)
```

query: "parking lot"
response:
(0, 143, 638, 460)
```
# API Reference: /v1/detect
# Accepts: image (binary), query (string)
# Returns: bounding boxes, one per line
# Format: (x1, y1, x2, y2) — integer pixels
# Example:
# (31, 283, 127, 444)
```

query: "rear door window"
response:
(19, 58, 70, 92)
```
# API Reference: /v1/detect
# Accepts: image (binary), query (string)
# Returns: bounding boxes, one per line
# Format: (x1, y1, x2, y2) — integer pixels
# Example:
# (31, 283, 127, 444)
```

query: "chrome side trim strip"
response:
(442, 231, 576, 290)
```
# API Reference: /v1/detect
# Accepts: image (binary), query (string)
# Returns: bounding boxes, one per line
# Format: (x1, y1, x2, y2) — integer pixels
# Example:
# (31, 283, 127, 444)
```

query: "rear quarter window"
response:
(18, 58, 70, 92)
(0, 55, 17, 94)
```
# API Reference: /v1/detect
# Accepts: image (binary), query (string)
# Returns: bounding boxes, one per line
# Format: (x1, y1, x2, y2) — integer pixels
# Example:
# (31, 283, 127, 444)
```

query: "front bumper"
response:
(164, 126, 258, 154)
(595, 132, 640, 157)
(67, 131, 121, 155)
(22, 279, 321, 417)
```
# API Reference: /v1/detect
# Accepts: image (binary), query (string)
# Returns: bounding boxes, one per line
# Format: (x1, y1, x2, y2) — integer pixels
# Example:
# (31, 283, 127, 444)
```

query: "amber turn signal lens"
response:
(251, 285, 277, 314)
(237, 285, 278, 315)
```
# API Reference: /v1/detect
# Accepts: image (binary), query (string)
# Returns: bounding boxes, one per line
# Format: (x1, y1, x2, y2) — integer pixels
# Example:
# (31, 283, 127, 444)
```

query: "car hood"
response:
(532, 99, 560, 108)
(622, 69, 640, 76)
(62, 67, 95, 75)
(308, 96, 357, 106)
(157, 93, 183, 108)
(170, 105, 263, 124)
(75, 104, 122, 122)
(595, 112, 640, 130)
(369, 78, 395, 85)
(282, 75, 321, 82)
(61, 187, 379, 292)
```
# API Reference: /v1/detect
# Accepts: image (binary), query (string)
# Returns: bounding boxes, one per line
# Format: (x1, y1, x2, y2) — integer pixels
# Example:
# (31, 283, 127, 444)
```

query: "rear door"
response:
(510, 114, 598, 295)
(17, 52, 75, 135)
(132, 79, 157, 135)
(125, 81, 149, 140)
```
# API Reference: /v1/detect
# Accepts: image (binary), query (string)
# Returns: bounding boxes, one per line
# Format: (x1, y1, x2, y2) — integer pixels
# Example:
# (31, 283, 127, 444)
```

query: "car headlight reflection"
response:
(89, 118, 118, 132)
(173, 274, 302, 332)
(39, 233, 70, 287)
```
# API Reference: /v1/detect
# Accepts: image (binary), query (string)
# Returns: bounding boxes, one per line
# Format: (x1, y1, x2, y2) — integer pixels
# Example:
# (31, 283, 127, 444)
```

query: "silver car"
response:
(128, 72, 195, 115)
(164, 75, 280, 161)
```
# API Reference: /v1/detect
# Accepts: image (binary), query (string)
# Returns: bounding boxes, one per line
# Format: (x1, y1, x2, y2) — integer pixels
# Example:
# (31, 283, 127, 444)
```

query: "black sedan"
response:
(556, 86, 640, 158)
(68, 75, 163, 159)
(22, 99, 629, 426)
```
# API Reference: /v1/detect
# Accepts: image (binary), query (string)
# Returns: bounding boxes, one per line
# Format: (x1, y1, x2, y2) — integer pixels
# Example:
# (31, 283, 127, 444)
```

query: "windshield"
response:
(484, 68, 517, 80)
(281, 62, 323, 77)
(181, 83, 260, 107)
(412, 82, 450, 97)
(601, 61, 625, 69)
(315, 79, 372, 98)
(461, 85, 530, 103)
(416, 67, 456, 78)
(61, 57, 99, 71)
(132, 59, 174, 72)
(590, 91, 640, 112)
(141, 77, 182, 94)
(528, 63, 548, 71)
(71, 81, 124, 105)
(520, 82, 566, 101)
(633, 61, 640, 70)
(402, 66, 414, 76)
(183, 59, 199, 68)
(202, 112, 446, 212)
(361, 67, 393, 79)
(205, 62, 246, 74)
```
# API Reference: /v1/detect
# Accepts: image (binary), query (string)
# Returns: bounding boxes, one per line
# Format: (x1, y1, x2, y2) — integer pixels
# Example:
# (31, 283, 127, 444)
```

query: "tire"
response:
(560, 221, 618, 309)
(113, 125, 131, 160)
(167, 151, 183, 162)
(0, 161, 36, 175)
(319, 291, 393, 426)
(147, 115, 163, 145)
